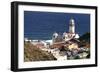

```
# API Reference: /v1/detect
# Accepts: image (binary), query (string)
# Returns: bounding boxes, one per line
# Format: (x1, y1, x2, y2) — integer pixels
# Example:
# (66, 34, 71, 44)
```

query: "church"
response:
(52, 18, 79, 43)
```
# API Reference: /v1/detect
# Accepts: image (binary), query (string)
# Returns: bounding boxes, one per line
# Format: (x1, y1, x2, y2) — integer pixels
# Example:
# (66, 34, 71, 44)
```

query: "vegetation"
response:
(24, 42, 56, 62)
(78, 32, 90, 48)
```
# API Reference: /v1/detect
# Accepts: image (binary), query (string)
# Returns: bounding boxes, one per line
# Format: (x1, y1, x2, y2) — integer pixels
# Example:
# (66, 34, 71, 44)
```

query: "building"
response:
(52, 18, 79, 43)
(63, 18, 79, 41)
(69, 18, 75, 33)
(52, 32, 59, 43)
(67, 39, 80, 50)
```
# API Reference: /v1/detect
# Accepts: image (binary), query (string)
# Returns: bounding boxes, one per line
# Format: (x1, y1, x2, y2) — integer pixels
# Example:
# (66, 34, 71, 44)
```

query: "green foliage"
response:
(79, 32, 90, 42)
(78, 32, 90, 48)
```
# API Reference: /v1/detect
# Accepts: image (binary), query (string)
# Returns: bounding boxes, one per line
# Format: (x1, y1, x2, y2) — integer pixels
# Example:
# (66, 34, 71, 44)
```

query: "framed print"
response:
(11, 1, 98, 71)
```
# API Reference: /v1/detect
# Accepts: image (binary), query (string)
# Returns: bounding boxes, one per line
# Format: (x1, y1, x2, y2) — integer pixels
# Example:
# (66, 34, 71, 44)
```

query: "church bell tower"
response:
(69, 18, 75, 33)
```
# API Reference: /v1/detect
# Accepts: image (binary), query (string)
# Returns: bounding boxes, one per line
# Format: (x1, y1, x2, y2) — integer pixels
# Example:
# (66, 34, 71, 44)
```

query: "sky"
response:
(24, 11, 90, 39)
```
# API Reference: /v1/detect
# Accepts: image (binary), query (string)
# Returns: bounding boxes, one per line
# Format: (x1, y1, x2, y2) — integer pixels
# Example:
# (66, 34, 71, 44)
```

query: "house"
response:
(67, 39, 80, 50)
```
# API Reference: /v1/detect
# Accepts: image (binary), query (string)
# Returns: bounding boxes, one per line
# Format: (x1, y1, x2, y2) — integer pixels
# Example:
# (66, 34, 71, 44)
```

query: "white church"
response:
(52, 18, 79, 42)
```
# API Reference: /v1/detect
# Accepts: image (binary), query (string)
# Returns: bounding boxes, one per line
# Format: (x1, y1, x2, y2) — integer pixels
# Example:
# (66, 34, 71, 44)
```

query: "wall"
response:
(0, 0, 99, 73)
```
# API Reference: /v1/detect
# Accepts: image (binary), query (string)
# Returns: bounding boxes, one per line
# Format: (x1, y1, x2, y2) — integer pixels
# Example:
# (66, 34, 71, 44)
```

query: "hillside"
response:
(24, 42, 56, 62)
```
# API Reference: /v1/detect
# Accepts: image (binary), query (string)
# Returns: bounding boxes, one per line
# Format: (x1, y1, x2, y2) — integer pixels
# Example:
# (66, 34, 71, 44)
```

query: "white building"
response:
(63, 18, 79, 41)
(52, 32, 59, 43)
(69, 18, 75, 33)
(52, 18, 79, 42)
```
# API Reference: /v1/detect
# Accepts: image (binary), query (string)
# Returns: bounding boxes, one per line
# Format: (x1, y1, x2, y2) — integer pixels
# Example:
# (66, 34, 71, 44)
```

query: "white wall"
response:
(0, 0, 99, 73)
